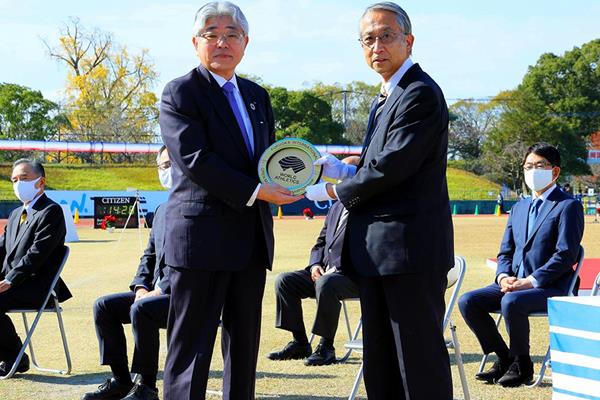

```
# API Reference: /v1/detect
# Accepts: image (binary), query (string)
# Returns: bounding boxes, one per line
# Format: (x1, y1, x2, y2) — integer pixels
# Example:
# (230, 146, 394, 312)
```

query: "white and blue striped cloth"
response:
(548, 296, 600, 400)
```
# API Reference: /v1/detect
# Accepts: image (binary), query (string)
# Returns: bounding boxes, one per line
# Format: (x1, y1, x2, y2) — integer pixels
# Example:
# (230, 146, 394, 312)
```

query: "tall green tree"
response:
(268, 87, 346, 145)
(0, 83, 66, 161)
(482, 39, 600, 188)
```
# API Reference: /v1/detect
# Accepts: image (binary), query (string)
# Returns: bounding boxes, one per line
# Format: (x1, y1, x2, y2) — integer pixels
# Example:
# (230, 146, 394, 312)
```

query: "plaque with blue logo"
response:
(258, 138, 322, 196)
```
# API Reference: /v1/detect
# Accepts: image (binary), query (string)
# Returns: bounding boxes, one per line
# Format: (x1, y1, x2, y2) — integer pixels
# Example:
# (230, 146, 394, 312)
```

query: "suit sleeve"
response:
(5, 204, 66, 286)
(129, 225, 157, 291)
(156, 266, 170, 295)
(306, 215, 329, 270)
(336, 84, 443, 209)
(496, 205, 517, 281)
(160, 82, 260, 211)
(531, 200, 584, 287)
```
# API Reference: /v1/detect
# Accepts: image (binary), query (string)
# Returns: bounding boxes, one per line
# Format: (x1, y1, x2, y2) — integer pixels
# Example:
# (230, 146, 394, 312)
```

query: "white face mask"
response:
(13, 176, 42, 203)
(158, 167, 172, 190)
(524, 169, 554, 192)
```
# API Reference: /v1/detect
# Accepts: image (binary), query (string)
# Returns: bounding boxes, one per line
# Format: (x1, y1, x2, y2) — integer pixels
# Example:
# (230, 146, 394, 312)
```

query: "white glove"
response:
(314, 153, 356, 180)
(305, 182, 334, 201)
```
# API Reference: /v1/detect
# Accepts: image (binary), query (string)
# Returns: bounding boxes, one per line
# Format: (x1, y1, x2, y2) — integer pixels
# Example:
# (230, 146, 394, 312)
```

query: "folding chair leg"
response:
(55, 304, 72, 374)
(338, 301, 362, 363)
(348, 362, 364, 400)
(478, 314, 504, 373)
(450, 323, 470, 400)
(527, 346, 550, 388)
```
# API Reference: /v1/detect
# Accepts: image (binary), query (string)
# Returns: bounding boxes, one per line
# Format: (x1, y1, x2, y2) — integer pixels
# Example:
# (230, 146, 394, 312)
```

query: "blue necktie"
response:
(222, 81, 253, 156)
(527, 198, 542, 238)
(519, 198, 542, 278)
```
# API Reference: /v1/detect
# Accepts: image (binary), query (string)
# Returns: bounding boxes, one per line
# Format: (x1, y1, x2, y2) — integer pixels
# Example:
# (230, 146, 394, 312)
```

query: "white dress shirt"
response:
(208, 71, 261, 206)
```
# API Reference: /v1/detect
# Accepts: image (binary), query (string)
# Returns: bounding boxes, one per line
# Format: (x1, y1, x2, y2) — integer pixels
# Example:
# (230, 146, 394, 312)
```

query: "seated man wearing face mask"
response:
(83, 146, 172, 400)
(459, 143, 584, 387)
(0, 159, 71, 377)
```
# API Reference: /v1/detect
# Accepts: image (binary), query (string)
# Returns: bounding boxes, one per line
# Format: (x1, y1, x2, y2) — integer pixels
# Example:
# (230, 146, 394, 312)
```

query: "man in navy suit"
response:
(459, 143, 584, 387)
(159, 2, 300, 399)
(0, 159, 71, 377)
(306, 3, 454, 398)
(82, 146, 172, 400)
(267, 201, 359, 366)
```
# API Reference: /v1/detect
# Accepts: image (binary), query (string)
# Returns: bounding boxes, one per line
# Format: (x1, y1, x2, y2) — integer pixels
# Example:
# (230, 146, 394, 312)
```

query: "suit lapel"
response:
(328, 204, 345, 244)
(237, 77, 265, 162)
(358, 66, 419, 165)
(8, 206, 23, 250)
(195, 66, 252, 162)
(10, 195, 47, 256)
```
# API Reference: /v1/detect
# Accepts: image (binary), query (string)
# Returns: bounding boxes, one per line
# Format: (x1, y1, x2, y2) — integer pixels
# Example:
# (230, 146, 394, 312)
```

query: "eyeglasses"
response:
(523, 161, 552, 171)
(358, 31, 405, 48)
(157, 161, 171, 171)
(197, 31, 245, 45)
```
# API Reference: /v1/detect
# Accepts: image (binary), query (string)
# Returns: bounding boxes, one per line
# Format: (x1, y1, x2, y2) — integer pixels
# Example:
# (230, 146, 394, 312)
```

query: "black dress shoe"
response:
(497, 360, 534, 387)
(0, 353, 30, 377)
(267, 340, 312, 361)
(121, 383, 159, 400)
(81, 378, 134, 400)
(304, 344, 336, 366)
(475, 357, 513, 383)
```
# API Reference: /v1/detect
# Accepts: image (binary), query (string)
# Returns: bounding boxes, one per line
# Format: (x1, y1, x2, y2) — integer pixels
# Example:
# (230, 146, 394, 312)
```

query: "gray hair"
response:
(13, 158, 45, 177)
(192, 1, 249, 36)
(362, 2, 412, 35)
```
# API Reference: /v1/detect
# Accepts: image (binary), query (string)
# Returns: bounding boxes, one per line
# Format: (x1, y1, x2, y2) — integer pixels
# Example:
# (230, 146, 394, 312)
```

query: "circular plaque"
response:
(258, 138, 322, 195)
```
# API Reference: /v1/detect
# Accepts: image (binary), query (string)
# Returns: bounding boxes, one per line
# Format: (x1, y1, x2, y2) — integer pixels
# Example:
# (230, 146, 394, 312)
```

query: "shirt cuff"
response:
(332, 185, 339, 200)
(527, 275, 540, 288)
(3, 279, 12, 286)
(134, 285, 150, 292)
(246, 183, 261, 206)
(496, 273, 509, 285)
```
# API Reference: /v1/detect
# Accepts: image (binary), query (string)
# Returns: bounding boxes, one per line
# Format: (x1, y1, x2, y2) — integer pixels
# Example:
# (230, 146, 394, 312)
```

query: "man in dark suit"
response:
(82, 146, 172, 400)
(159, 3, 300, 399)
(0, 159, 71, 377)
(267, 201, 359, 366)
(306, 3, 454, 398)
(459, 143, 584, 387)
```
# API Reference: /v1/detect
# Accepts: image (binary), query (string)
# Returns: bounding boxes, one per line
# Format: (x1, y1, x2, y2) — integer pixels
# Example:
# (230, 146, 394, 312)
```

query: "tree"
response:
(44, 18, 159, 163)
(448, 99, 499, 160)
(267, 87, 346, 145)
(311, 81, 379, 144)
(0, 83, 65, 161)
(482, 39, 600, 186)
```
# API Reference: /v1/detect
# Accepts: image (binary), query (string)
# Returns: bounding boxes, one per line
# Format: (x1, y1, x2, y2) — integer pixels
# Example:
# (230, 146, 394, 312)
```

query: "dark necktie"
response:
(222, 81, 253, 156)
(361, 90, 388, 155)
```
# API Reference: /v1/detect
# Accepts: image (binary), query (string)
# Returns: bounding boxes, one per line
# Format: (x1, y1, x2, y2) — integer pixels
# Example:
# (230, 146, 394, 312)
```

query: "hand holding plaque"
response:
(258, 138, 323, 196)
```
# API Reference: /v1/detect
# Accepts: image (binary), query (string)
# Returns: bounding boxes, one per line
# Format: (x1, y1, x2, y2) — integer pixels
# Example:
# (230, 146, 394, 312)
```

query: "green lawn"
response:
(0, 164, 499, 200)
(1, 215, 598, 400)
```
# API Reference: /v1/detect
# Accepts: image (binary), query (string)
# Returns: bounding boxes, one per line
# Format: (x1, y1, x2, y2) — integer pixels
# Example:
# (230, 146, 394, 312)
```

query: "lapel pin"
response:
(250, 102, 256, 110)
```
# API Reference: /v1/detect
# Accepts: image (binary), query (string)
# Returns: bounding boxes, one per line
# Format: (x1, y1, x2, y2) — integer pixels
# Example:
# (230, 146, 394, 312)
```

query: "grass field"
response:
(3, 215, 596, 400)
(0, 165, 499, 200)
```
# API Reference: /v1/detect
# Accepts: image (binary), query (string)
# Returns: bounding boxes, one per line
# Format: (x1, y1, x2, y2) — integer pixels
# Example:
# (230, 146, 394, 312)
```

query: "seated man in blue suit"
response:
(83, 146, 172, 400)
(267, 201, 359, 366)
(459, 143, 584, 387)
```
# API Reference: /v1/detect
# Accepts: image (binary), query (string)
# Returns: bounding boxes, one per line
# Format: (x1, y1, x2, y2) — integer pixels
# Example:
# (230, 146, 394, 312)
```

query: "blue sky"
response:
(1, 0, 598, 103)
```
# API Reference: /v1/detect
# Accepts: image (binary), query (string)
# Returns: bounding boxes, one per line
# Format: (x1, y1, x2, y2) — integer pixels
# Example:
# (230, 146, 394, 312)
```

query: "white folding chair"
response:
(308, 298, 362, 363)
(1, 245, 72, 379)
(344, 256, 470, 400)
(477, 245, 585, 387)
(592, 271, 600, 296)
